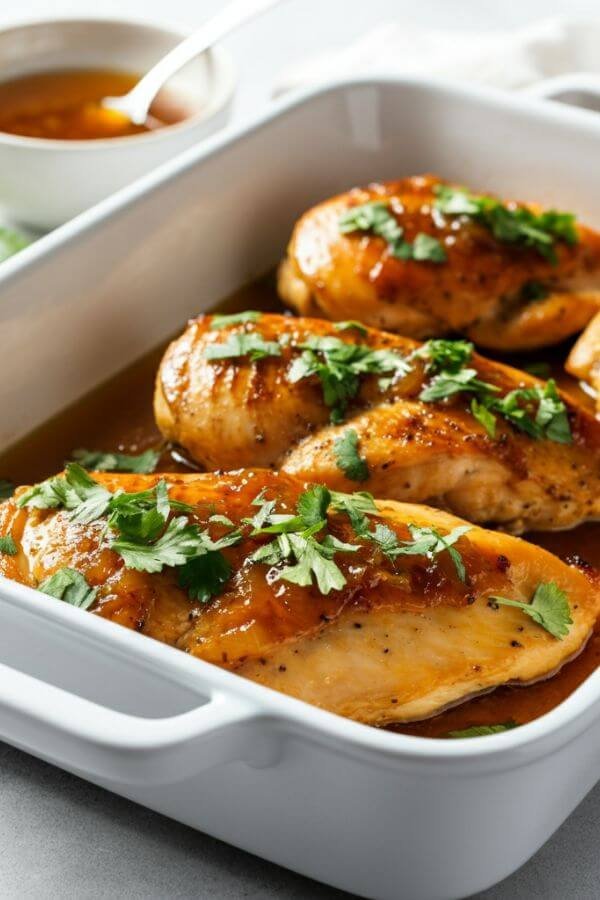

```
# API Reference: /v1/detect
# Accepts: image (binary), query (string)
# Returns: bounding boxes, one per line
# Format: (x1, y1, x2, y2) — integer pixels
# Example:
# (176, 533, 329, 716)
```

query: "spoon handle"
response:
(127, 0, 284, 122)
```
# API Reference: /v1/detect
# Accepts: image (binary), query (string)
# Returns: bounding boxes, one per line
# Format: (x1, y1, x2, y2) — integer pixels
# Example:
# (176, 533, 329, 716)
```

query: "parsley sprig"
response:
(204, 332, 281, 362)
(417, 339, 572, 444)
(447, 721, 518, 739)
(288, 335, 411, 423)
(39, 568, 97, 610)
(434, 184, 578, 264)
(339, 201, 447, 263)
(72, 448, 160, 474)
(489, 582, 572, 640)
(18, 466, 241, 603)
(334, 429, 369, 482)
(0, 535, 17, 555)
(249, 485, 359, 594)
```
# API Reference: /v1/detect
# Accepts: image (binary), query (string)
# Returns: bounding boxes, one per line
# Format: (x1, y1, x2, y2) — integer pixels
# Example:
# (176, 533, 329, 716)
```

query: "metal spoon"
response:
(102, 0, 284, 126)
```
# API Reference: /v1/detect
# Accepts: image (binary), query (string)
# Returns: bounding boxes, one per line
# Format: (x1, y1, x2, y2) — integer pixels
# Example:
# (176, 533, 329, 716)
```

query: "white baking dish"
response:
(1, 76, 600, 900)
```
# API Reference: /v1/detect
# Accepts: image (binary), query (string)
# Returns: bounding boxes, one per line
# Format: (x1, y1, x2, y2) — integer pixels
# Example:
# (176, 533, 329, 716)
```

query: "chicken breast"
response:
(567, 312, 600, 416)
(278, 175, 600, 351)
(1, 470, 597, 726)
(155, 313, 600, 533)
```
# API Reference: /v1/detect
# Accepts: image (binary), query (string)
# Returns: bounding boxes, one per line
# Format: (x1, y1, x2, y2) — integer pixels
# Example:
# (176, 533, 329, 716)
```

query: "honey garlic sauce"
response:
(0, 271, 598, 736)
(0, 69, 185, 140)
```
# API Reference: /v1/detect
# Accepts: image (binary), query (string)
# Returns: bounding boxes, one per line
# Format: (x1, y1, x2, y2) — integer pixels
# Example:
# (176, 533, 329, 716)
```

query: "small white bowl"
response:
(0, 17, 236, 229)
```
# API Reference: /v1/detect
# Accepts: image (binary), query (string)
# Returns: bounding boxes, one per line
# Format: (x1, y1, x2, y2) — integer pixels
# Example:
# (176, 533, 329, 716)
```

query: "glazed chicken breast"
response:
(278, 175, 600, 351)
(155, 313, 600, 533)
(567, 312, 600, 416)
(1, 469, 597, 726)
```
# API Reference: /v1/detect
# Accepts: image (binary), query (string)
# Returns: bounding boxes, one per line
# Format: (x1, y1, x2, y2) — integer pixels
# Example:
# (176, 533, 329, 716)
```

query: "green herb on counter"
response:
(0, 226, 31, 264)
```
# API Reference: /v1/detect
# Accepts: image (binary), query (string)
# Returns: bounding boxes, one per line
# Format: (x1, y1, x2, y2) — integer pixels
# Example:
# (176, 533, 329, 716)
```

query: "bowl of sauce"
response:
(0, 18, 236, 228)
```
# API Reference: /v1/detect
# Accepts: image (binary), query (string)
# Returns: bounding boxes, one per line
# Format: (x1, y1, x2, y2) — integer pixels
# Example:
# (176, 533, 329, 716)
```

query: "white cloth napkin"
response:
(274, 17, 600, 95)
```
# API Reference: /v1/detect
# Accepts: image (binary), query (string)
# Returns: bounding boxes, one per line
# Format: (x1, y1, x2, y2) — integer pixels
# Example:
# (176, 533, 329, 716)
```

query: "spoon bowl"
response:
(0, 17, 236, 229)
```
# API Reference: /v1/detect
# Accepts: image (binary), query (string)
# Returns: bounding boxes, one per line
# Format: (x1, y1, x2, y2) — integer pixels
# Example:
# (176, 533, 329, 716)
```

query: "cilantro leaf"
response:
(434, 184, 578, 263)
(204, 333, 281, 362)
(489, 581, 572, 639)
(249, 486, 360, 594)
(38, 567, 97, 610)
(0, 226, 30, 264)
(0, 480, 14, 500)
(417, 339, 474, 374)
(471, 398, 497, 438)
(334, 429, 369, 482)
(419, 368, 499, 403)
(367, 523, 472, 582)
(111, 516, 207, 573)
(178, 552, 232, 602)
(334, 320, 368, 336)
(0, 535, 17, 555)
(209, 310, 261, 329)
(447, 721, 518, 739)
(411, 232, 447, 262)
(288, 334, 410, 423)
(72, 448, 160, 474)
(339, 201, 446, 264)
(297, 485, 331, 528)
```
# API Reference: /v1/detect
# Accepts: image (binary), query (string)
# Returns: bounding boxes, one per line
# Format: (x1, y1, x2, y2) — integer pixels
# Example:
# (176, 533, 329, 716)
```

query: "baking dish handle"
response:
(522, 73, 600, 104)
(0, 661, 273, 785)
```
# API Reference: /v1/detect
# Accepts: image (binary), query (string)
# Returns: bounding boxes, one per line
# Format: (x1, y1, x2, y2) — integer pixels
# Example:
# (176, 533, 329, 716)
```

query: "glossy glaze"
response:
(0, 69, 184, 140)
(279, 174, 600, 350)
(155, 311, 600, 533)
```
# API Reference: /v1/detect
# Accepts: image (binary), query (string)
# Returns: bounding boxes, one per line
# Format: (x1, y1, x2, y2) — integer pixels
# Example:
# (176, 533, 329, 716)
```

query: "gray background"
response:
(2, 0, 600, 897)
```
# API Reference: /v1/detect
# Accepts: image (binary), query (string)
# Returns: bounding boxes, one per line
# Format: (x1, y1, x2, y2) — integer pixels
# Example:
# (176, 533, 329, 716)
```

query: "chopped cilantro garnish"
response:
(419, 368, 500, 404)
(367, 522, 472, 582)
(38, 568, 97, 610)
(334, 429, 369, 482)
(519, 281, 549, 302)
(178, 552, 233, 603)
(249, 485, 359, 594)
(0, 480, 14, 500)
(417, 340, 572, 444)
(72, 448, 160, 474)
(489, 582, 572, 640)
(447, 721, 518, 739)
(434, 184, 578, 264)
(0, 535, 17, 555)
(17, 463, 113, 525)
(209, 310, 261, 329)
(204, 333, 281, 362)
(334, 320, 368, 336)
(416, 339, 474, 375)
(288, 334, 410, 423)
(339, 200, 446, 263)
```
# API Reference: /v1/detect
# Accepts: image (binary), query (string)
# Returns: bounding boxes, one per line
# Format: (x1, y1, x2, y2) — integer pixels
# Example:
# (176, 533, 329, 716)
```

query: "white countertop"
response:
(1, 1, 599, 898)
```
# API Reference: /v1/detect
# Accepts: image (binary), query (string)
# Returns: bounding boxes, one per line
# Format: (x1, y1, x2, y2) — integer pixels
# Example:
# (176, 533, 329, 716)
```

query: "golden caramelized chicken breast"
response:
(1, 469, 597, 726)
(278, 175, 600, 351)
(155, 313, 600, 534)
(567, 312, 600, 416)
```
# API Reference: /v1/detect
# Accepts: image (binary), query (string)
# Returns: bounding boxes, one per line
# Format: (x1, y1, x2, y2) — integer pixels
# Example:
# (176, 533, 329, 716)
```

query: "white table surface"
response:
(1, 1, 600, 897)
